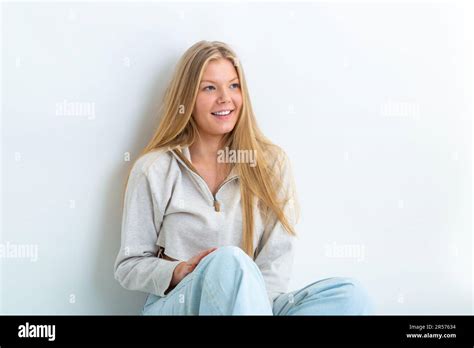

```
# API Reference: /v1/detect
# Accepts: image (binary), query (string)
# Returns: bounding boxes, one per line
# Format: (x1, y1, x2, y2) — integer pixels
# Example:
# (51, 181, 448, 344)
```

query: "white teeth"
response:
(212, 110, 232, 116)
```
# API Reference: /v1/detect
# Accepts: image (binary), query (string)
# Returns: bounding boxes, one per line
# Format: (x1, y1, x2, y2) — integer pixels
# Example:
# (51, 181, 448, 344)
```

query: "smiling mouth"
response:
(211, 109, 234, 116)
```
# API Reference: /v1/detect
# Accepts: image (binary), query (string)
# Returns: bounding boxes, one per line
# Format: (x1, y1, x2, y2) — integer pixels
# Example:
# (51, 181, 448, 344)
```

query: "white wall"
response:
(1, 0, 472, 314)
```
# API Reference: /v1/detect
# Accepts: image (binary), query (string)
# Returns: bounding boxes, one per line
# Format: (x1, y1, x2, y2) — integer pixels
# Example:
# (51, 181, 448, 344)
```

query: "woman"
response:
(114, 40, 374, 315)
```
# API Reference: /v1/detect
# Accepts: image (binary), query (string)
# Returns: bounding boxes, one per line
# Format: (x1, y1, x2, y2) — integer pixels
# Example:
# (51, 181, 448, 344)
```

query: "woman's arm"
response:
(113, 165, 182, 297)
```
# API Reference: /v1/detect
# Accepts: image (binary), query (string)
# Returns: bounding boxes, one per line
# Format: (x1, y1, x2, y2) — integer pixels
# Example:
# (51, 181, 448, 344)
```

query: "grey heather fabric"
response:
(114, 145, 298, 304)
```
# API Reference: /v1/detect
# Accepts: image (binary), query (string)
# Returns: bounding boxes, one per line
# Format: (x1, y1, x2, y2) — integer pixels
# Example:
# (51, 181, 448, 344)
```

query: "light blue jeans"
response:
(141, 246, 375, 315)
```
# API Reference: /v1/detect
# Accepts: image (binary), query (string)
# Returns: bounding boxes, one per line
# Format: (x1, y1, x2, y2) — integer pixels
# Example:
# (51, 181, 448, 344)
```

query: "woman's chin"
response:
(216, 127, 235, 135)
(206, 122, 237, 135)
(204, 126, 236, 137)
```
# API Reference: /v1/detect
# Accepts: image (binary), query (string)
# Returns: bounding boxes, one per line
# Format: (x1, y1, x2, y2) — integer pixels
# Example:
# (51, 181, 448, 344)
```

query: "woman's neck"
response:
(189, 135, 224, 163)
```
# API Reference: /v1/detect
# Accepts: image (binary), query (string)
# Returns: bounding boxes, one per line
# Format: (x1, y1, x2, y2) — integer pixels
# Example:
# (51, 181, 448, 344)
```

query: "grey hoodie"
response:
(113, 145, 298, 305)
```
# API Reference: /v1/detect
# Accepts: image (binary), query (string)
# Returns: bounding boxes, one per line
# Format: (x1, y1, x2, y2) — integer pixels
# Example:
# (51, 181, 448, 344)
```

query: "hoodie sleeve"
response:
(254, 150, 299, 306)
(113, 162, 182, 297)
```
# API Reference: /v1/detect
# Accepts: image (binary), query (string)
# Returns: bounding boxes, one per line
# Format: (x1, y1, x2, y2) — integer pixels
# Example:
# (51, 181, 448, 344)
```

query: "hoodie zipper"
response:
(172, 149, 238, 212)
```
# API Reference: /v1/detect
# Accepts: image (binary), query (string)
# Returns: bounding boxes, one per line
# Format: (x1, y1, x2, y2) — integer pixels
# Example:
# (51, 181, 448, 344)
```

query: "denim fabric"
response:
(141, 246, 375, 315)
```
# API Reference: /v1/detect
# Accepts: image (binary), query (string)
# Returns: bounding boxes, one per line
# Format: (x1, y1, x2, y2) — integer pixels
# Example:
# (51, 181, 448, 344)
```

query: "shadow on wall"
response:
(92, 56, 177, 315)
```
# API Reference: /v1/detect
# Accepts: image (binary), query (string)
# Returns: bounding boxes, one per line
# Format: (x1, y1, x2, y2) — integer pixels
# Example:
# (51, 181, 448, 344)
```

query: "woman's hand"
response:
(169, 247, 218, 288)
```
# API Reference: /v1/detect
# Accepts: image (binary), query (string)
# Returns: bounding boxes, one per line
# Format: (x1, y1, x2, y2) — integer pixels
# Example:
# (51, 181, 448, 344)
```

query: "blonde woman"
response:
(114, 41, 374, 315)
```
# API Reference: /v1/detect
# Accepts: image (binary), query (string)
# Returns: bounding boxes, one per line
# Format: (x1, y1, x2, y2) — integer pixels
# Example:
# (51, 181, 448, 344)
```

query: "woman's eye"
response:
(203, 83, 239, 91)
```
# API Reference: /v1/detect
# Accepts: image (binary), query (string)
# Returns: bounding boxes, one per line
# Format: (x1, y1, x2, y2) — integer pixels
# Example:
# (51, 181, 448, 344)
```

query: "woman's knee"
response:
(306, 276, 374, 315)
(199, 245, 254, 270)
(195, 245, 263, 285)
(331, 277, 374, 314)
(196, 246, 268, 307)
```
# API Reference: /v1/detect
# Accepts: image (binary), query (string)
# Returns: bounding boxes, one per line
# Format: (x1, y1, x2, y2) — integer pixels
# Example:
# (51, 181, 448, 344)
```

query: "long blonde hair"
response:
(126, 40, 299, 258)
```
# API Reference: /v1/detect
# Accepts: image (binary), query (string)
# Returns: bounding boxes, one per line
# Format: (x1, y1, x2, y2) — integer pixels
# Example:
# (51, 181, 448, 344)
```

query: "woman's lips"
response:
(211, 109, 233, 116)
(211, 109, 234, 120)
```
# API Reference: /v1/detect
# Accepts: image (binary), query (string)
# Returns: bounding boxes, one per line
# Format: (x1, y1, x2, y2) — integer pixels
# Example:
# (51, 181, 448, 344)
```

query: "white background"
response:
(1, 0, 472, 314)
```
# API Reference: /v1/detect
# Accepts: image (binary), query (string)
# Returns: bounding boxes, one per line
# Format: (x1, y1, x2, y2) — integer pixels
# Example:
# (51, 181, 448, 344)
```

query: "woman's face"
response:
(192, 58, 242, 138)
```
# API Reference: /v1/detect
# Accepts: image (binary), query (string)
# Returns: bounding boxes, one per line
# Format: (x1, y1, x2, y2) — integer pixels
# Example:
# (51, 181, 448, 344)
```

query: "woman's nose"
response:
(217, 89, 231, 103)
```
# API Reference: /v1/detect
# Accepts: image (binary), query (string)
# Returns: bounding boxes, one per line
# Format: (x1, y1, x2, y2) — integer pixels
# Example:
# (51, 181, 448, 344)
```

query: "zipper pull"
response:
(214, 199, 221, 212)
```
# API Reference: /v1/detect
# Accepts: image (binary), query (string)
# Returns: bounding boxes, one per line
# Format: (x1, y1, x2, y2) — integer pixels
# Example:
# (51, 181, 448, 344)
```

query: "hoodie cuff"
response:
(154, 259, 183, 297)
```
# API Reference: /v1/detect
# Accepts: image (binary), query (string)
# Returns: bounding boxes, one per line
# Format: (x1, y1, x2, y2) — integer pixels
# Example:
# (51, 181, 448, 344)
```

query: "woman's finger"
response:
(199, 247, 217, 259)
(192, 247, 217, 264)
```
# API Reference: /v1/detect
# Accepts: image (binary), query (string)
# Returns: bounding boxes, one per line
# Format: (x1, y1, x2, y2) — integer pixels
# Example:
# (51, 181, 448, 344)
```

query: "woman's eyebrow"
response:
(200, 77, 239, 84)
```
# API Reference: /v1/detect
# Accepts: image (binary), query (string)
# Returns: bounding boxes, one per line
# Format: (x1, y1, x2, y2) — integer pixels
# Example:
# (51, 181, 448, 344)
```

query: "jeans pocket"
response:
(162, 271, 195, 299)
(141, 293, 163, 315)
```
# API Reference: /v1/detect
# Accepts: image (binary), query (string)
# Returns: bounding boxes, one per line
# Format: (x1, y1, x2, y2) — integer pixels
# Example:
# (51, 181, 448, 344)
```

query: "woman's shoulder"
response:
(130, 148, 176, 178)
